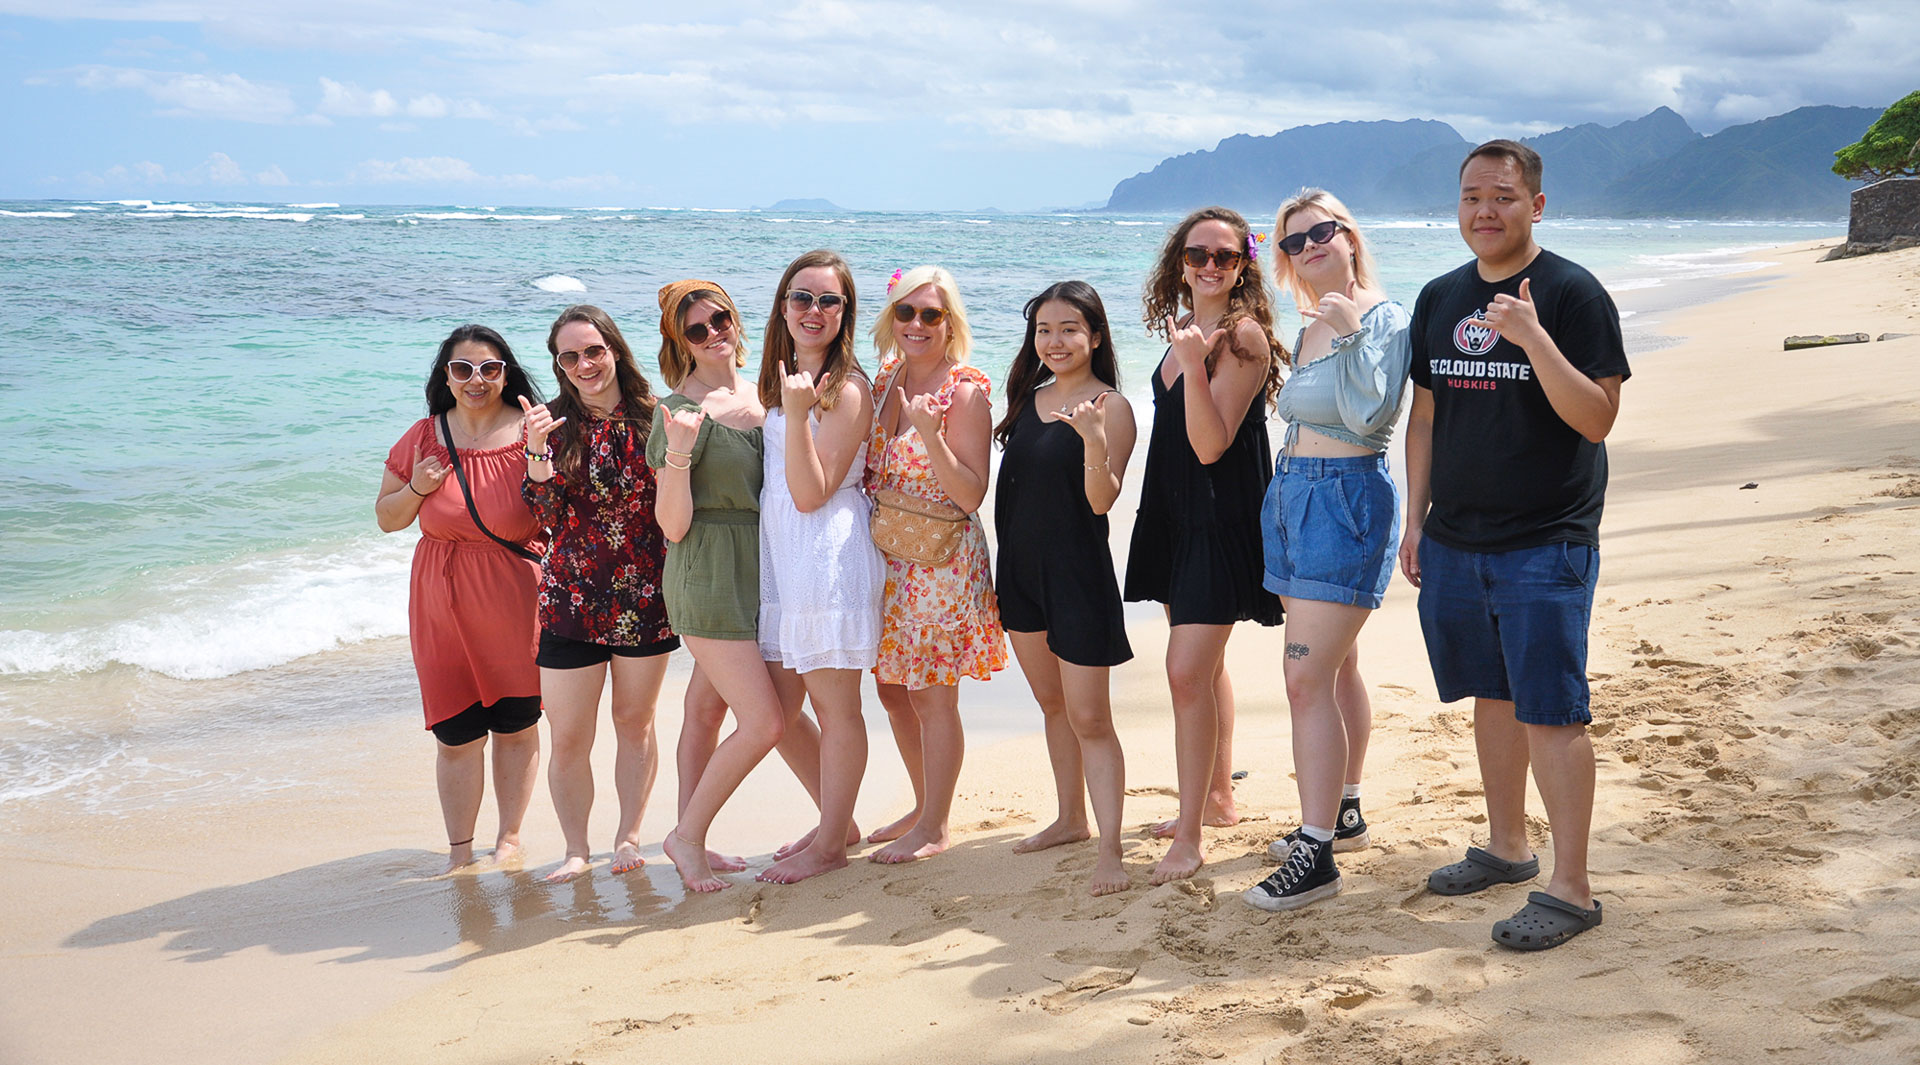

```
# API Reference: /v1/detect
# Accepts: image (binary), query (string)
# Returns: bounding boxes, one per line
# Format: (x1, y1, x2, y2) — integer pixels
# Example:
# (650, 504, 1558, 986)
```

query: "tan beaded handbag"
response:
(869, 363, 969, 565)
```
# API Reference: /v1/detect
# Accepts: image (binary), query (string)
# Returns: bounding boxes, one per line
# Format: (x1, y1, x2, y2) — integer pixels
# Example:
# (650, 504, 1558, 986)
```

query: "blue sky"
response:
(3, 2, 1916, 210)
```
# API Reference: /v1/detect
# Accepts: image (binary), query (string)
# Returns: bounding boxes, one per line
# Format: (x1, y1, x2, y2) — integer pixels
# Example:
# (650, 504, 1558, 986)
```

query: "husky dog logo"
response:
(1453, 312, 1500, 355)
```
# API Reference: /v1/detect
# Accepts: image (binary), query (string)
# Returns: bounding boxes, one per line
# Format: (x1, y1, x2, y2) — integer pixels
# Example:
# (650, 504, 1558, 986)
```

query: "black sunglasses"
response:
(1277, 220, 1345, 256)
(555, 344, 609, 371)
(890, 303, 948, 327)
(785, 290, 847, 312)
(684, 308, 735, 345)
(1182, 245, 1246, 270)
(447, 359, 506, 382)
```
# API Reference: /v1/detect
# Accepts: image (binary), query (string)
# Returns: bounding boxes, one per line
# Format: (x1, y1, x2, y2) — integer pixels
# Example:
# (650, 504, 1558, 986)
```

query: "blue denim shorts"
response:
(1260, 453, 1400, 609)
(1415, 536, 1599, 726)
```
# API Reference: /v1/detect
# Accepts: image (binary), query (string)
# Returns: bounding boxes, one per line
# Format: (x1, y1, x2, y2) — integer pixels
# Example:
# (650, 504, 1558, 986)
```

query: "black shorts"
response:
(535, 630, 681, 670)
(431, 695, 542, 747)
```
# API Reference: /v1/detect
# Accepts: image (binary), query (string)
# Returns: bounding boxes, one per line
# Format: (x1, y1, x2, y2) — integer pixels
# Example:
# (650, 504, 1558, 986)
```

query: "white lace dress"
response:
(758, 406, 885, 672)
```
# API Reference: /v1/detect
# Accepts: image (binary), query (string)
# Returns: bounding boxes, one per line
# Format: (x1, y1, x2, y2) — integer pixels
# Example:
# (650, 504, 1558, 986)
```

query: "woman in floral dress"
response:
(863, 265, 1007, 864)
(521, 305, 678, 883)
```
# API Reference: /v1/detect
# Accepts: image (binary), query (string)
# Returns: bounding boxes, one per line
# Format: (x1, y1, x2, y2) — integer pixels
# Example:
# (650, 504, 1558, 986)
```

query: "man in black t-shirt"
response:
(1401, 140, 1629, 951)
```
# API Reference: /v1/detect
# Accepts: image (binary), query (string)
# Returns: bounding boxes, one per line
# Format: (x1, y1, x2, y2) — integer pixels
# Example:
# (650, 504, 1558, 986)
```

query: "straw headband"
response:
(657, 278, 734, 345)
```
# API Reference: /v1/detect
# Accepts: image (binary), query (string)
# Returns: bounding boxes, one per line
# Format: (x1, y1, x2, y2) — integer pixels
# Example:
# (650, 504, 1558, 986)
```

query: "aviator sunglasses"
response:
(683, 308, 735, 345)
(447, 359, 506, 382)
(555, 344, 609, 371)
(1277, 220, 1345, 256)
(1182, 245, 1245, 270)
(890, 303, 949, 327)
(785, 290, 847, 312)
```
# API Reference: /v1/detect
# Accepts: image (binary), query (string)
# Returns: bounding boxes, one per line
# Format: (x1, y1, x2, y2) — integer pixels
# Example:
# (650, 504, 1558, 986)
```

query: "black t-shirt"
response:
(1409, 248, 1631, 552)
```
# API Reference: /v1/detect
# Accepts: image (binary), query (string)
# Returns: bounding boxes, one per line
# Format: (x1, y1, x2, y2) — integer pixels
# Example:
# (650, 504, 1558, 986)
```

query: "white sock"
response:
(1342, 784, 1362, 800)
(1301, 825, 1334, 843)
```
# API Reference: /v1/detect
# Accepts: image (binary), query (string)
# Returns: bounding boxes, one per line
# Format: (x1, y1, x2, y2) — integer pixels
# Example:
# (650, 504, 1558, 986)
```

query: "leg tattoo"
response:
(1286, 642, 1311, 660)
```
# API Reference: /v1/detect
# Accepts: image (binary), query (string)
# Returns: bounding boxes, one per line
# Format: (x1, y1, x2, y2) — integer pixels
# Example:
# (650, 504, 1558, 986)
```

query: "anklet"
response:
(449, 837, 474, 848)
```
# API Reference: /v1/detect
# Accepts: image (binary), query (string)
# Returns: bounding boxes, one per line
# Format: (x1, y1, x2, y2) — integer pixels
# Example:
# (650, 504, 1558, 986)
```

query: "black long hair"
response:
(994, 280, 1120, 448)
(426, 323, 542, 415)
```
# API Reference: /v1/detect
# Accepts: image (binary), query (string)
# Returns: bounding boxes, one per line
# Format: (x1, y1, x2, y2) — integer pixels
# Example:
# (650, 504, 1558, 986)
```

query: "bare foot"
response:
(543, 854, 591, 883)
(662, 829, 730, 893)
(757, 847, 850, 884)
(708, 850, 749, 873)
(610, 842, 645, 875)
(441, 847, 479, 876)
(1150, 840, 1204, 885)
(488, 839, 524, 868)
(773, 822, 864, 861)
(1088, 852, 1130, 897)
(1012, 819, 1091, 854)
(866, 810, 920, 845)
(871, 826, 950, 864)
(1148, 800, 1241, 839)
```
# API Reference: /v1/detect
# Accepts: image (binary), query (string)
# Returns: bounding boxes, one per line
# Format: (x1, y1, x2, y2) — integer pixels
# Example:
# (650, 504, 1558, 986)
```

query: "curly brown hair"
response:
(1141, 206, 1286, 403)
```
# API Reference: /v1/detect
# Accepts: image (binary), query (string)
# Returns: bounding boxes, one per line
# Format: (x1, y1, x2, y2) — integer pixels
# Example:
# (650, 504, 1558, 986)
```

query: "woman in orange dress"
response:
(863, 265, 1007, 864)
(375, 324, 546, 875)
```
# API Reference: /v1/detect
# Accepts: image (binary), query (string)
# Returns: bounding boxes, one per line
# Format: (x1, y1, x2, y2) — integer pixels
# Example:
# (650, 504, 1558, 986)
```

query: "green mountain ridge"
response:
(1105, 105, 1878, 219)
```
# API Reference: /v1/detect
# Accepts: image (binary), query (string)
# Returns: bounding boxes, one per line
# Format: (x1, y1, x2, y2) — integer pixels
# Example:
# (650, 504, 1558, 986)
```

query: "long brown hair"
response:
(758, 249, 865, 412)
(657, 283, 747, 390)
(995, 281, 1119, 448)
(544, 304, 656, 483)
(1141, 206, 1286, 402)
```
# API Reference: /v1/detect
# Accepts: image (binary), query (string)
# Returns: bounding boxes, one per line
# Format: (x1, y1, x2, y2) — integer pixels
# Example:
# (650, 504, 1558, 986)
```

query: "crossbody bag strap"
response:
(438, 412, 542, 563)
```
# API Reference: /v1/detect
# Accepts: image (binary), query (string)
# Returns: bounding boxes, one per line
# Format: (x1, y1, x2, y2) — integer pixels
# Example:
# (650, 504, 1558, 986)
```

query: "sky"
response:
(2, 1, 1916, 210)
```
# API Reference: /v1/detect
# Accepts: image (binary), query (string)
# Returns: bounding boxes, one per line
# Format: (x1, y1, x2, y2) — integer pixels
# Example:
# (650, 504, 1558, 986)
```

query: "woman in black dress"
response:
(994, 281, 1137, 897)
(1125, 207, 1286, 885)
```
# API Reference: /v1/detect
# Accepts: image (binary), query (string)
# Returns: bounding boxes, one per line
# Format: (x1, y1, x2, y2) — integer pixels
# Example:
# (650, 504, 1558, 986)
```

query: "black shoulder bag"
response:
(438, 411, 543, 563)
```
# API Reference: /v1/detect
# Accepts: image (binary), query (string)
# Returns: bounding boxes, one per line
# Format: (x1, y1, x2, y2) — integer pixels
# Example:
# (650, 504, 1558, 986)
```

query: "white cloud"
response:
(345, 155, 616, 191)
(317, 77, 495, 122)
(72, 65, 300, 123)
(79, 151, 290, 187)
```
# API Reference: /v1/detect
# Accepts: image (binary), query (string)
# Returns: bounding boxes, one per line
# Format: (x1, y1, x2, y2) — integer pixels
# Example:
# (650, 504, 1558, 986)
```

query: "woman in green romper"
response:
(647, 278, 780, 893)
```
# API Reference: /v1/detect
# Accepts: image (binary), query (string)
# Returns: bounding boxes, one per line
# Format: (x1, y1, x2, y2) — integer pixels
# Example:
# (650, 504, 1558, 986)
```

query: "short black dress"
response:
(1123, 356, 1285, 627)
(994, 398, 1133, 667)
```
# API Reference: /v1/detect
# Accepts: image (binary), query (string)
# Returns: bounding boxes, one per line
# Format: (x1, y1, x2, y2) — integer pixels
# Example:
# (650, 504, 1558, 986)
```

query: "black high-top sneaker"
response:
(1243, 833, 1342, 912)
(1266, 795, 1370, 861)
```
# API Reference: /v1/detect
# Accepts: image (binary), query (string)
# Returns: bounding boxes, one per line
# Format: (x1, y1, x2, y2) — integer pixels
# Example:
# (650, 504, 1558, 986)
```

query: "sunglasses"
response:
(683, 308, 735, 346)
(448, 359, 506, 382)
(785, 290, 847, 313)
(1277, 220, 1345, 256)
(555, 344, 609, 371)
(1182, 245, 1245, 270)
(890, 303, 948, 327)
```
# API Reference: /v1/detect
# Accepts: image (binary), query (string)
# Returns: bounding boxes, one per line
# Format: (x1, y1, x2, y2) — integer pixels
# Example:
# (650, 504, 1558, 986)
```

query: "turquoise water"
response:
(0, 199, 1838, 805)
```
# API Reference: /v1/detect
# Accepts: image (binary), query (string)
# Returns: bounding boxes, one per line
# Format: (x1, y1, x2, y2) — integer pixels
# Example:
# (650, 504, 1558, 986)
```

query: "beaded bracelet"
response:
(525, 448, 552, 462)
(1084, 458, 1109, 473)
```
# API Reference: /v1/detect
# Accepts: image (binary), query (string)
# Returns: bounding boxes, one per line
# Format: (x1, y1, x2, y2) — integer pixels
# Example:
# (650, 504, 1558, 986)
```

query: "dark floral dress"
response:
(522, 402, 675, 647)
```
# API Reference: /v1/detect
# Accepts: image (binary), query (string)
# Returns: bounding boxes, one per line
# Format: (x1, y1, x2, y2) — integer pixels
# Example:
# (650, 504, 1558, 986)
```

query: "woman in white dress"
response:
(753, 248, 885, 883)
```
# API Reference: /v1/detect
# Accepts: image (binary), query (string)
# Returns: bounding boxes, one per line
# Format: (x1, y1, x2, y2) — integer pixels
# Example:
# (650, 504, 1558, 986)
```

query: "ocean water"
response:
(0, 199, 1840, 810)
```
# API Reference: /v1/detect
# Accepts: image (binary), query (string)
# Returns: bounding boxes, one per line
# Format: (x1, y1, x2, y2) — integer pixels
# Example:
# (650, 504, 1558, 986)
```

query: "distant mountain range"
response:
(1103, 105, 1879, 219)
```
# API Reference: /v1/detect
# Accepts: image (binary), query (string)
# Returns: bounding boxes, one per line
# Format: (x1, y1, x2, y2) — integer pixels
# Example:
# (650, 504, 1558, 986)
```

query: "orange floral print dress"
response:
(866, 355, 1008, 690)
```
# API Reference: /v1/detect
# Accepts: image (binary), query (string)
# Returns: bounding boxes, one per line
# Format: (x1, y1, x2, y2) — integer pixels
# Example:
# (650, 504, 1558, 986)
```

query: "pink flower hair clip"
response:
(886, 268, 904, 294)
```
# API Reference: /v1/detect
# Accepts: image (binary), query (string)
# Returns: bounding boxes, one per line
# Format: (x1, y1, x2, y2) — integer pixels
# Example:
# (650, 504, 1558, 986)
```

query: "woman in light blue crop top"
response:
(1245, 189, 1412, 914)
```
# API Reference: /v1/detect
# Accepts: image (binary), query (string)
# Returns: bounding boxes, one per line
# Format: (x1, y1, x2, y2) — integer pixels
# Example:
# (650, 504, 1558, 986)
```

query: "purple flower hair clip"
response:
(1247, 232, 1263, 263)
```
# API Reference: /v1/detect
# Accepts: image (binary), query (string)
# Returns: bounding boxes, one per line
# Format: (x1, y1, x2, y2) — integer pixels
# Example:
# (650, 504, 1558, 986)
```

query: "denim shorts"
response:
(1260, 453, 1400, 609)
(1415, 536, 1599, 726)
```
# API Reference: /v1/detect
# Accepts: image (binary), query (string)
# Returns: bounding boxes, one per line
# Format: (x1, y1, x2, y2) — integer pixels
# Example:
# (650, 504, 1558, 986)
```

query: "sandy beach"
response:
(4, 238, 1918, 1065)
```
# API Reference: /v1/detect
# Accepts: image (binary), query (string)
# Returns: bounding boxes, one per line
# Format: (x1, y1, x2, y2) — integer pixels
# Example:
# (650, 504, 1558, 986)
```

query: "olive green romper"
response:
(646, 394, 764, 640)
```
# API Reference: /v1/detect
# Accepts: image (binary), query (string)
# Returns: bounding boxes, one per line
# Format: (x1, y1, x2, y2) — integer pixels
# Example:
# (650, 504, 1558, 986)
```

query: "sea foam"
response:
(532, 274, 587, 293)
(0, 537, 414, 681)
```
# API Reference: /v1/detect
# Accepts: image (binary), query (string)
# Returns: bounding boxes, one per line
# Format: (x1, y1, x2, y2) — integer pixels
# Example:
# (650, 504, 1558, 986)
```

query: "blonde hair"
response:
(870, 265, 973, 364)
(1271, 188, 1380, 315)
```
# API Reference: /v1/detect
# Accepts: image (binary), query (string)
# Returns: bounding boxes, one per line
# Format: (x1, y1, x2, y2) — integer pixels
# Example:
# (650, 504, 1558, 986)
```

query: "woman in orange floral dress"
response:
(864, 265, 1007, 863)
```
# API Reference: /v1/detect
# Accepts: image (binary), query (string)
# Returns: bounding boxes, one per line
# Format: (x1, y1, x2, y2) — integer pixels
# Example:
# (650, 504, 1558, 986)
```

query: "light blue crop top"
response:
(1274, 300, 1412, 455)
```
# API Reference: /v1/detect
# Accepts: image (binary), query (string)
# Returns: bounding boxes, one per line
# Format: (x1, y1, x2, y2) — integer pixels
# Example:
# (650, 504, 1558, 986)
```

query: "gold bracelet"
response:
(665, 447, 691, 459)
(664, 455, 692, 471)
(1084, 459, 1109, 473)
